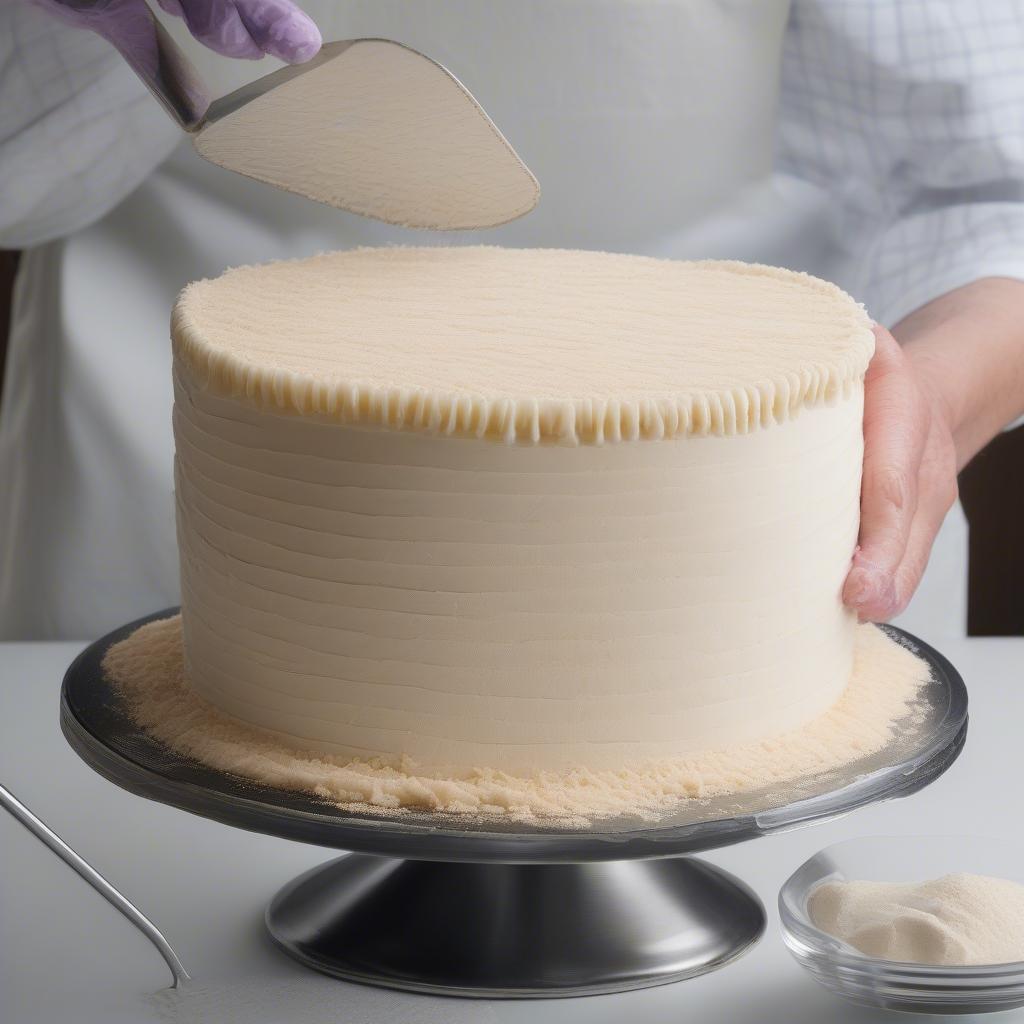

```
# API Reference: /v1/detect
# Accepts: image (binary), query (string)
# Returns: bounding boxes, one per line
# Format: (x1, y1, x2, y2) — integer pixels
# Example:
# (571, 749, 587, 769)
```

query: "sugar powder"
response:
(103, 616, 929, 826)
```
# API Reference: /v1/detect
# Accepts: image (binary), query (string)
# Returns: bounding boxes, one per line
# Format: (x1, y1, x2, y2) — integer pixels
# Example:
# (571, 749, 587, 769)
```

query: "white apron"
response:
(3, 0, 837, 638)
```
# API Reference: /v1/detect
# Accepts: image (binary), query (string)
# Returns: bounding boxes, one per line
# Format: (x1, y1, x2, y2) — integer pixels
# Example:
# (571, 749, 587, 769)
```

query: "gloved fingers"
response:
(156, 0, 264, 60)
(155, 0, 320, 63)
(234, 0, 322, 64)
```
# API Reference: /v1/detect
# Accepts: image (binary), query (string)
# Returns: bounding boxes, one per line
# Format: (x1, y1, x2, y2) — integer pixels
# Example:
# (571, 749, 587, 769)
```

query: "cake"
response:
(166, 246, 877, 777)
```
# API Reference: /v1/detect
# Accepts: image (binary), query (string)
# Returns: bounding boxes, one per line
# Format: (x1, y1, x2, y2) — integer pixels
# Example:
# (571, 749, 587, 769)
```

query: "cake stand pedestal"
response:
(60, 613, 967, 999)
(266, 855, 764, 996)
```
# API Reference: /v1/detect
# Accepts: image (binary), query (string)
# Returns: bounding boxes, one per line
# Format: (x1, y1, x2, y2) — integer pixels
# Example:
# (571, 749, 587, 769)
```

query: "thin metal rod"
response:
(0, 782, 190, 988)
(52, 0, 211, 131)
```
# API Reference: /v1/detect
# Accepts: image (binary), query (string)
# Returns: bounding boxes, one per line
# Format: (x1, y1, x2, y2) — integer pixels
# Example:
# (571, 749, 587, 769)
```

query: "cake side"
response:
(171, 247, 874, 445)
(172, 362, 864, 773)
(170, 246, 870, 776)
(104, 615, 930, 825)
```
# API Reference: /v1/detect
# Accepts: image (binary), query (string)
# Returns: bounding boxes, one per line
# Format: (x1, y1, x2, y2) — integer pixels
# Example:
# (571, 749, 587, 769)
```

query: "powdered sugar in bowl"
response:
(779, 836, 1024, 1014)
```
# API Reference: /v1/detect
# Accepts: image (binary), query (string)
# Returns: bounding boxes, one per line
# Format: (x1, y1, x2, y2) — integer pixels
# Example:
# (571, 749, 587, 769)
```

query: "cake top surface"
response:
(173, 246, 874, 444)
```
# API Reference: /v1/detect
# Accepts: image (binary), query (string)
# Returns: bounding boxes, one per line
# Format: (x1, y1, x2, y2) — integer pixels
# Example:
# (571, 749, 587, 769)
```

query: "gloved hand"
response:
(156, 0, 321, 62)
(34, 0, 321, 64)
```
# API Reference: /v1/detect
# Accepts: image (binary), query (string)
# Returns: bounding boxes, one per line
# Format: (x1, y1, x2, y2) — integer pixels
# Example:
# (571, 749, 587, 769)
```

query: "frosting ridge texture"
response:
(172, 247, 874, 445)
(171, 248, 872, 776)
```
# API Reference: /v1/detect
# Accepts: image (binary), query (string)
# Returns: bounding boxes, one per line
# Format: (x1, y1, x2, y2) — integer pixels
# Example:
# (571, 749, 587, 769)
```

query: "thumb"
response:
(843, 325, 928, 621)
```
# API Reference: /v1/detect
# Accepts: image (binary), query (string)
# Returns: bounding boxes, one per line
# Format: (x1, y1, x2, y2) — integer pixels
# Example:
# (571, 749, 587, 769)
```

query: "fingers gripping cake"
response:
(107, 247, 928, 821)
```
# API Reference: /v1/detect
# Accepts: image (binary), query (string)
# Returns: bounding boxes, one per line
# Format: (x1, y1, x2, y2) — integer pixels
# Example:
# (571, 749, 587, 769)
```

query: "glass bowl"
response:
(779, 836, 1024, 1015)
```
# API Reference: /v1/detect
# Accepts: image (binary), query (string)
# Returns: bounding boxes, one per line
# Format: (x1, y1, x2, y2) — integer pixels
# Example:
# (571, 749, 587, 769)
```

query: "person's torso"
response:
(3, 0, 805, 638)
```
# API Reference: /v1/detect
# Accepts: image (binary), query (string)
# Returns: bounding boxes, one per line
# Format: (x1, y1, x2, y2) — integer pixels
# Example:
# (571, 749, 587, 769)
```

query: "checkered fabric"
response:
(779, 0, 1024, 325)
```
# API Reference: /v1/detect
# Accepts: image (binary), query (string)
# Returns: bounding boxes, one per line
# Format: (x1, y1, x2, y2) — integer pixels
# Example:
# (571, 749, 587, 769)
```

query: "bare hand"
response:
(842, 325, 959, 622)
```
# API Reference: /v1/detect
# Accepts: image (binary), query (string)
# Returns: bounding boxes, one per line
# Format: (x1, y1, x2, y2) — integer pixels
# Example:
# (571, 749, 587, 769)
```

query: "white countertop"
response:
(1, 634, 1021, 1024)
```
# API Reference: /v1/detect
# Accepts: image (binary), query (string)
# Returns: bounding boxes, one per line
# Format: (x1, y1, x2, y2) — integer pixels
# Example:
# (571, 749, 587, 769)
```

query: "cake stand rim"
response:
(60, 609, 968, 864)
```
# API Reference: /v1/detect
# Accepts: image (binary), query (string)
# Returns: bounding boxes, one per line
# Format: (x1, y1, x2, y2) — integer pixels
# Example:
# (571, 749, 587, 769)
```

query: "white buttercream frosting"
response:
(104, 615, 929, 825)
(172, 247, 873, 445)
(171, 247, 873, 775)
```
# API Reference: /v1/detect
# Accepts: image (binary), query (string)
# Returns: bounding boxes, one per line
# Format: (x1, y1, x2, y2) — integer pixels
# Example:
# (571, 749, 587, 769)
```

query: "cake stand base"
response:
(62, 612, 968, 1000)
(266, 853, 766, 998)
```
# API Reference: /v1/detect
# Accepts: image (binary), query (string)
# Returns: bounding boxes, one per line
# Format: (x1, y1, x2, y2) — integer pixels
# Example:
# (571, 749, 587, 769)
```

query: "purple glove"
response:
(156, 0, 321, 63)
(34, 0, 321, 64)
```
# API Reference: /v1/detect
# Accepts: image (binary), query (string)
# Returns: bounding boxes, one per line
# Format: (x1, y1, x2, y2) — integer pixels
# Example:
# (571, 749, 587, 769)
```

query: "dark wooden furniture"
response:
(0, 250, 18, 406)
(959, 423, 1024, 636)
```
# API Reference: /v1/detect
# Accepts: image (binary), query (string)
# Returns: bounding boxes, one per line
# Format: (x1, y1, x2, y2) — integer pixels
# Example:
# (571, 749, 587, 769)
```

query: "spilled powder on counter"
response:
(808, 874, 1024, 966)
(102, 615, 929, 827)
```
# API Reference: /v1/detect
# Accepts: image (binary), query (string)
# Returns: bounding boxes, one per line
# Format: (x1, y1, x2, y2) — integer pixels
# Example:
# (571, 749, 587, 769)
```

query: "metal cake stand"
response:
(60, 611, 968, 999)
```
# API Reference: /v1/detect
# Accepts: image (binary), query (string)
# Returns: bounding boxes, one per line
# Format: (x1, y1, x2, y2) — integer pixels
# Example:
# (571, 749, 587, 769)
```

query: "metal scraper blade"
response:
(191, 38, 540, 230)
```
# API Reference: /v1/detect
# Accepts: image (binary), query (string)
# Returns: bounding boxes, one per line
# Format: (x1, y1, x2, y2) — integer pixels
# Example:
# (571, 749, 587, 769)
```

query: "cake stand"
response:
(60, 611, 968, 999)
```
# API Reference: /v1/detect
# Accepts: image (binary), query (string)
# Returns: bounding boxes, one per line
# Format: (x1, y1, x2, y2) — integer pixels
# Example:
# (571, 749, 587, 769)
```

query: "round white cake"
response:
(170, 246, 874, 774)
